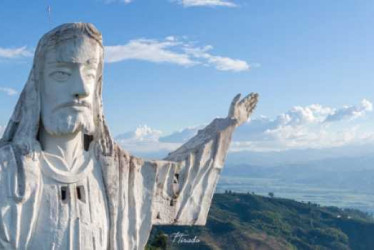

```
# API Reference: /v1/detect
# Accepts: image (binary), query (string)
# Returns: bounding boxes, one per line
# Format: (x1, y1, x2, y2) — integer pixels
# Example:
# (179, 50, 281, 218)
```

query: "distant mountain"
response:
(225, 144, 374, 167)
(147, 193, 374, 250)
(159, 125, 204, 143)
(222, 155, 374, 194)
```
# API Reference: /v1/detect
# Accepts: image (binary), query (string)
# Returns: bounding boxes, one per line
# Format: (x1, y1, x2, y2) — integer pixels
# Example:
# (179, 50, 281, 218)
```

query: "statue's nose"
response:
(73, 71, 90, 99)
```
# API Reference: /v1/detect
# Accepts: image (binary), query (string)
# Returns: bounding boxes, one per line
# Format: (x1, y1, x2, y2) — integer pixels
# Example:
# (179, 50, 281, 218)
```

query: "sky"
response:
(1, 0, 374, 156)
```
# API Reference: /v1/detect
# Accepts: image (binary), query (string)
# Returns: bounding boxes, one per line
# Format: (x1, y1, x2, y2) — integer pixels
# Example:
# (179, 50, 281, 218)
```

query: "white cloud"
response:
(115, 99, 374, 155)
(159, 125, 204, 143)
(0, 87, 18, 96)
(103, 0, 132, 4)
(0, 46, 33, 59)
(185, 45, 250, 71)
(105, 37, 251, 72)
(115, 125, 180, 154)
(229, 99, 374, 152)
(206, 56, 249, 72)
(103, 0, 236, 7)
(117, 125, 162, 142)
(324, 99, 373, 122)
(105, 39, 195, 66)
(178, 0, 237, 7)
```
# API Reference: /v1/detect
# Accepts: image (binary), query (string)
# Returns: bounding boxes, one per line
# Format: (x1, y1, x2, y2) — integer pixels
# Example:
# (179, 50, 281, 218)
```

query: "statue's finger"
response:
(239, 93, 253, 105)
(232, 93, 241, 105)
(247, 104, 257, 113)
(246, 101, 256, 111)
(243, 94, 254, 106)
(248, 93, 259, 104)
(228, 93, 241, 117)
(245, 93, 259, 111)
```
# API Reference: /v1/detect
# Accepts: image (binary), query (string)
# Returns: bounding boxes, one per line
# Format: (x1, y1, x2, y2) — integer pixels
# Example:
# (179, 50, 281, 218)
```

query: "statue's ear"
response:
(84, 134, 94, 151)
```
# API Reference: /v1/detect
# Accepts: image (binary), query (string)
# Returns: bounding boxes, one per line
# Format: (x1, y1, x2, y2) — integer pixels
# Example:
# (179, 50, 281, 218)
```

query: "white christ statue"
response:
(0, 23, 258, 250)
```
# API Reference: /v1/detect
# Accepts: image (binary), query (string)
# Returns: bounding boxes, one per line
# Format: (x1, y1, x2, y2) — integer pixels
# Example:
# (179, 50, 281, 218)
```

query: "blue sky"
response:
(1, 0, 374, 155)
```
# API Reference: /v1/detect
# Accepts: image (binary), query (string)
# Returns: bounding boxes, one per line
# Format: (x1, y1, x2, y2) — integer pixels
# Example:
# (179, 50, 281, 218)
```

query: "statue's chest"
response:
(30, 156, 109, 250)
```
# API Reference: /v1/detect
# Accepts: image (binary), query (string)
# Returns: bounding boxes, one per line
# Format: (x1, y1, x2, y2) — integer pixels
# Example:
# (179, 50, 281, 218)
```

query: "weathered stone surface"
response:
(0, 23, 258, 250)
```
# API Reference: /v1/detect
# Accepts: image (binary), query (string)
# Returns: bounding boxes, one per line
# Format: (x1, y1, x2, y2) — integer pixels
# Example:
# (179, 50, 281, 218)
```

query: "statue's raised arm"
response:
(166, 93, 258, 160)
(150, 93, 259, 226)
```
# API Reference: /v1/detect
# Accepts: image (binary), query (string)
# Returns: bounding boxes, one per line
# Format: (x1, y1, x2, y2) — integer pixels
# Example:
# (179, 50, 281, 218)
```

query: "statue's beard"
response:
(41, 109, 95, 136)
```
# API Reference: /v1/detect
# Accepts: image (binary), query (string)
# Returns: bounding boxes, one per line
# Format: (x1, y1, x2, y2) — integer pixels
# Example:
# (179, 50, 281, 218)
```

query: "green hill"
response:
(146, 193, 374, 250)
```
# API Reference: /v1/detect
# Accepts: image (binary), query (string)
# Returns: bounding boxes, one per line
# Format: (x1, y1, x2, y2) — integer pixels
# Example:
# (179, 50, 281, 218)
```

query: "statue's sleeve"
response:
(0, 144, 41, 249)
(0, 145, 14, 248)
(150, 117, 237, 226)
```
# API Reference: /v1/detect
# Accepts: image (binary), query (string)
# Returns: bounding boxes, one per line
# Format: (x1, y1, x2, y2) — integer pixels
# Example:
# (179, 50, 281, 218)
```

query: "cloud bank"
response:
(324, 99, 373, 122)
(104, 0, 132, 4)
(115, 125, 181, 154)
(104, 0, 237, 7)
(178, 0, 237, 7)
(105, 37, 251, 72)
(0, 46, 33, 59)
(105, 38, 195, 66)
(0, 87, 18, 96)
(115, 99, 374, 155)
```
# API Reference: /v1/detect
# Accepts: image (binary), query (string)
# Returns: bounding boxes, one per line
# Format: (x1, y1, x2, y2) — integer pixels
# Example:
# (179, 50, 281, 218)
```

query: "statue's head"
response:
(40, 26, 102, 136)
(1, 23, 114, 156)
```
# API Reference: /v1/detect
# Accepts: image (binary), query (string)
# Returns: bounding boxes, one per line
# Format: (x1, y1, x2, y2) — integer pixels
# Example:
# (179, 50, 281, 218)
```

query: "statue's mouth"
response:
(53, 101, 92, 112)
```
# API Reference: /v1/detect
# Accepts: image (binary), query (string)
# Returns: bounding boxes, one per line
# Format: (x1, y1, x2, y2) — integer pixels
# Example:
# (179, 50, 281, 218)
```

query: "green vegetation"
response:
(147, 193, 374, 250)
(146, 231, 168, 250)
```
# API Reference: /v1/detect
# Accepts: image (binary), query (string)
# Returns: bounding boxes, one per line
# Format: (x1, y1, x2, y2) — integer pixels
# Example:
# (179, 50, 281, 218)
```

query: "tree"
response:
(146, 231, 168, 250)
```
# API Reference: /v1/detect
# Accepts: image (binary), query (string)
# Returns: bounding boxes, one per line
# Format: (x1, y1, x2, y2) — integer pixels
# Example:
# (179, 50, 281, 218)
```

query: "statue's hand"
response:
(228, 93, 259, 126)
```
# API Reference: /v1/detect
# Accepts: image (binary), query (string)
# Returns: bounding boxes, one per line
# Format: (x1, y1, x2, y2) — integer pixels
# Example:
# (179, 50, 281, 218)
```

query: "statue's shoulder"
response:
(113, 142, 131, 159)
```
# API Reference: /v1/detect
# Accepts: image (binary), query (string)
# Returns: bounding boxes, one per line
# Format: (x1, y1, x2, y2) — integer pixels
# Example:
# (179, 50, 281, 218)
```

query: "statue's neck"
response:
(39, 127, 85, 167)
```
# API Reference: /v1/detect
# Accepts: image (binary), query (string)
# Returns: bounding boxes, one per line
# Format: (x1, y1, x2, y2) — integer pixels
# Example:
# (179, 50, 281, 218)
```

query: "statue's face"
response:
(40, 35, 101, 136)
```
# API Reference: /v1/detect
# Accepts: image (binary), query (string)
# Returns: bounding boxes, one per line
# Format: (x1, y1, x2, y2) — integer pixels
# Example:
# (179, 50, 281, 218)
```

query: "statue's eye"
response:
(50, 71, 71, 81)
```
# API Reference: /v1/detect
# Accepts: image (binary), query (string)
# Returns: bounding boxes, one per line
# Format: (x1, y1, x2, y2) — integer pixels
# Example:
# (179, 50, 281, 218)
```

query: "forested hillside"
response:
(147, 193, 374, 250)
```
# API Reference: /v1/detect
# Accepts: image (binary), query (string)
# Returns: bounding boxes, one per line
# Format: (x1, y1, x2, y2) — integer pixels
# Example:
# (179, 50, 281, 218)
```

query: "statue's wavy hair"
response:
(0, 23, 114, 158)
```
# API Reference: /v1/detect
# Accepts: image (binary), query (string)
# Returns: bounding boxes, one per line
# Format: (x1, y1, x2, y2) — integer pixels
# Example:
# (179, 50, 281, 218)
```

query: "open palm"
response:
(228, 93, 259, 126)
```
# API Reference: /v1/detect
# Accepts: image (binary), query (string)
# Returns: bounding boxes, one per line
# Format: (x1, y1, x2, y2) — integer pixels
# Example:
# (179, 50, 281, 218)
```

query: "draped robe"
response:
(0, 117, 236, 250)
